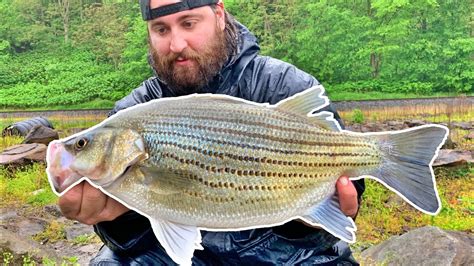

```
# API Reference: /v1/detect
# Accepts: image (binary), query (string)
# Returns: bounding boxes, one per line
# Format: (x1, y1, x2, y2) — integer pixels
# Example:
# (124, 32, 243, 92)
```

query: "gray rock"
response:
(22, 125, 59, 145)
(0, 209, 18, 221)
(404, 119, 426, 127)
(452, 122, 472, 130)
(0, 227, 60, 263)
(387, 120, 404, 130)
(17, 219, 46, 238)
(43, 205, 63, 218)
(65, 222, 95, 240)
(433, 149, 473, 166)
(441, 137, 458, 149)
(465, 131, 474, 140)
(0, 143, 47, 166)
(361, 226, 474, 266)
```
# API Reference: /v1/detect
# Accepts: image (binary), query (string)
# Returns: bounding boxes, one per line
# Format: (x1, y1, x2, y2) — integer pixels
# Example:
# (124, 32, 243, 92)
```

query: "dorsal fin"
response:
(274, 85, 341, 131)
(309, 111, 342, 132)
(274, 85, 329, 115)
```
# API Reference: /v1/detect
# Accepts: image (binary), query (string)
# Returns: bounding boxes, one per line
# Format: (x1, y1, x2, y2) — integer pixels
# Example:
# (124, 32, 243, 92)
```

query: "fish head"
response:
(46, 127, 147, 195)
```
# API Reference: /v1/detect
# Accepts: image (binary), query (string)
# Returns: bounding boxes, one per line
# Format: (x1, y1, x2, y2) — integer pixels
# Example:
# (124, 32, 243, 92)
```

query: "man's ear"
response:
(215, 2, 226, 31)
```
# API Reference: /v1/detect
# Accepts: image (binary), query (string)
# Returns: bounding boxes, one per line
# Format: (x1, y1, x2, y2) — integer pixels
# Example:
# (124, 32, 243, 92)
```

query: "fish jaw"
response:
(46, 141, 83, 195)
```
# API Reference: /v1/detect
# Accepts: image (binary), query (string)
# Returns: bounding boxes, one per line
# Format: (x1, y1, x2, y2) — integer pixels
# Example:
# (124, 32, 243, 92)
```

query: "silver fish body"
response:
(46, 86, 448, 265)
(105, 96, 379, 228)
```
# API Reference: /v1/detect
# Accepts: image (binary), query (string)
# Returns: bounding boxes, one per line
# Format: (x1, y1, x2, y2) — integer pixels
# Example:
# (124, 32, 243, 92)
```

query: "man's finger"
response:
(76, 182, 108, 225)
(58, 182, 84, 219)
(336, 176, 358, 218)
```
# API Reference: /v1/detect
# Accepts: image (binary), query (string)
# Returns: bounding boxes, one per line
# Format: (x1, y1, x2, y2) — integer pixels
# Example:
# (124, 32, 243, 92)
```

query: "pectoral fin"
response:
(149, 218, 202, 266)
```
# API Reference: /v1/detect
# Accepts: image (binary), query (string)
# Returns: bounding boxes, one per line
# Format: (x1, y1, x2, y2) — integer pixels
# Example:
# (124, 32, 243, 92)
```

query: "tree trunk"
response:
(57, 0, 70, 43)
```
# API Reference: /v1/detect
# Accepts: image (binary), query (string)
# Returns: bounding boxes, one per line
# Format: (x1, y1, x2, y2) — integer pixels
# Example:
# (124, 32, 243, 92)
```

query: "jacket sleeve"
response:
(240, 55, 365, 202)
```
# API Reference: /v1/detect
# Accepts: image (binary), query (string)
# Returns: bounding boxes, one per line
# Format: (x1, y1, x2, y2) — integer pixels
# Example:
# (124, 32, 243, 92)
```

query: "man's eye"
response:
(158, 28, 168, 34)
(153, 26, 168, 35)
(183, 21, 196, 29)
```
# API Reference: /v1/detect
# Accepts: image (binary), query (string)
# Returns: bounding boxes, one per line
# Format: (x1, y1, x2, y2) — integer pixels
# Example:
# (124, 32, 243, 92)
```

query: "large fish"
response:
(46, 86, 448, 265)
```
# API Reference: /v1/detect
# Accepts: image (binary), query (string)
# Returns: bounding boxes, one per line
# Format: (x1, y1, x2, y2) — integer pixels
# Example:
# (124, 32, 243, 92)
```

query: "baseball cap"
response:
(140, 0, 219, 21)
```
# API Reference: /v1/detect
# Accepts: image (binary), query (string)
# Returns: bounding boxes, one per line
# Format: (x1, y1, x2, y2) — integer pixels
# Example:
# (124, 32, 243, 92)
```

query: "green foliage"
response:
(351, 109, 365, 124)
(72, 234, 101, 245)
(0, 0, 472, 109)
(0, 164, 57, 207)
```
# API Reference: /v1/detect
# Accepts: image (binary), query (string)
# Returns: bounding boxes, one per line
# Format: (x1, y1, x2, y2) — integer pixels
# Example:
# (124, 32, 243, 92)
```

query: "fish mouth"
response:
(50, 170, 83, 194)
(47, 141, 84, 195)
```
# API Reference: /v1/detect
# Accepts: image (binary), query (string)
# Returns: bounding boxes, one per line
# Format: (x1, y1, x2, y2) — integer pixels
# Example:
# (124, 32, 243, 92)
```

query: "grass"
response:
(32, 220, 66, 244)
(0, 164, 57, 208)
(328, 91, 473, 101)
(0, 99, 115, 112)
(339, 98, 473, 124)
(71, 234, 101, 245)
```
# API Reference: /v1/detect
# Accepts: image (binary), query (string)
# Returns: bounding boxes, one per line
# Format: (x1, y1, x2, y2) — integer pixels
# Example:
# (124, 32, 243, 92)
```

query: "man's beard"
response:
(150, 27, 228, 95)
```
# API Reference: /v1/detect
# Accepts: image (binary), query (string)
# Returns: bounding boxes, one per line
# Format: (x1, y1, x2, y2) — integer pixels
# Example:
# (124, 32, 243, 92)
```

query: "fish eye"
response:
(74, 137, 88, 151)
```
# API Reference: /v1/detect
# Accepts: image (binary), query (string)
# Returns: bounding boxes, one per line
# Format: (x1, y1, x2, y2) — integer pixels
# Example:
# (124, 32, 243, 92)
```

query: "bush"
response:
(351, 108, 365, 124)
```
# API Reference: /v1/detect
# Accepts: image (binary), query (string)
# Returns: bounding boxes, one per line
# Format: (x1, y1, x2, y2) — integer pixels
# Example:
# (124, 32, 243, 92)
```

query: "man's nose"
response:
(170, 32, 188, 54)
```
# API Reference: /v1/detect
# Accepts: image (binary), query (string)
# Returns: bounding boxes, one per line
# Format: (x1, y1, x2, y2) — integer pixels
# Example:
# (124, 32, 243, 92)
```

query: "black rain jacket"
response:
(93, 21, 364, 265)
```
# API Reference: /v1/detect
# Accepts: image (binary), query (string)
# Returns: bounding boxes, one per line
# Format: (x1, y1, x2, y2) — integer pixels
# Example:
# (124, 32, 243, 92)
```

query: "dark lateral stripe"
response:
(150, 125, 370, 149)
(150, 112, 335, 137)
(158, 139, 378, 167)
(162, 152, 377, 182)
(150, 117, 333, 140)
(182, 188, 295, 206)
(181, 189, 293, 209)
(162, 103, 298, 124)
(148, 130, 373, 157)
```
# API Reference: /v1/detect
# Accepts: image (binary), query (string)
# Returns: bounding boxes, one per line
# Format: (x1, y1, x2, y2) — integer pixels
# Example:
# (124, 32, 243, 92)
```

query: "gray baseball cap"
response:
(140, 0, 219, 21)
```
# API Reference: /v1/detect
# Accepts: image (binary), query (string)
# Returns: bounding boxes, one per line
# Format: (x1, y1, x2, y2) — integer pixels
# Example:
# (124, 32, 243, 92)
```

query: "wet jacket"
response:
(93, 22, 364, 265)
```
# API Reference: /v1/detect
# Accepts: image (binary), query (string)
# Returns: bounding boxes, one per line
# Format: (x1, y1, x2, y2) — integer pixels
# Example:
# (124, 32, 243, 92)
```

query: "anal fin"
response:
(150, 218, 203, 266)
(301, 194, 356, 243)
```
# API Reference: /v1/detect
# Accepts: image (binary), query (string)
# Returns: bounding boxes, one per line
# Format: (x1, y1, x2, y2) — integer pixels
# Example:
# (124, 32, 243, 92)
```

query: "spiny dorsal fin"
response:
(275, 85, 341, 131)
(309, 111, 342, 132)
(274, 85, 329, 115)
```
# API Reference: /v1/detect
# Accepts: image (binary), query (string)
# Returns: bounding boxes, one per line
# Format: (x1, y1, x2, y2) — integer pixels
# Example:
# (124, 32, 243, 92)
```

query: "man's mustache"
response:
(164, 49, 201, 65)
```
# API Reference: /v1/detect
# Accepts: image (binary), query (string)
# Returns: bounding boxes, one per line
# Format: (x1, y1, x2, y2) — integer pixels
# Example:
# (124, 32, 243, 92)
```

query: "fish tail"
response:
(366, 124, 449, 215)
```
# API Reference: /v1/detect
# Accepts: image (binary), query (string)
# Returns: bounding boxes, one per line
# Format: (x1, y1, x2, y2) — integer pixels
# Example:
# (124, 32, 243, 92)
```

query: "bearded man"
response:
(58, 0, 364, 264)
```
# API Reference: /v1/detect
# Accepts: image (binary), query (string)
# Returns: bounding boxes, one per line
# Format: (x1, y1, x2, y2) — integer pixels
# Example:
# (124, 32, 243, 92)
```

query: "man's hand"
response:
(58, 181, 129, 225)
(336, 176, 359, 218)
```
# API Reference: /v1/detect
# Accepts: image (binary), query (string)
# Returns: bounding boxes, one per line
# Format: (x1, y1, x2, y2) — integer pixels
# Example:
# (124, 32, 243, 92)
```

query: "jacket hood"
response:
(209, 21, 260, 93)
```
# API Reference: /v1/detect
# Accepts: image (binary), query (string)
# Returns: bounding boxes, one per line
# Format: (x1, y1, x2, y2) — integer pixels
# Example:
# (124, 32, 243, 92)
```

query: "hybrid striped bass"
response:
(46, 85, 448, 265)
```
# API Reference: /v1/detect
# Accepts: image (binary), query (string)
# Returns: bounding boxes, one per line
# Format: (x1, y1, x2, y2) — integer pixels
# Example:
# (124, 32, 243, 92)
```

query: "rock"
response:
(0, 210, 18, 221)
(386, 120, 404, 130)
(77, 244, 100, 254)
(0, 227, 60, 263)
(17, 219, 46, 238)
(0, 143, 47, 166)
(404, 119, 426, 127)
(451, 122, 472, 130)
(22, 125, 59, 145)
(43, 205, 63, 218)
(65, 222, 95, 241)
(465, 131, 474, 140)
(441, 137, 458, 149)
(433, 149, 473, 166)
(360, 226, 474, 266)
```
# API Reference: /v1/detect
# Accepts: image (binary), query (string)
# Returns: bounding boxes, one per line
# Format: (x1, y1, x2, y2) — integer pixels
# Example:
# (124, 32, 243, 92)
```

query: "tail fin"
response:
(365, 124, 449, 215)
